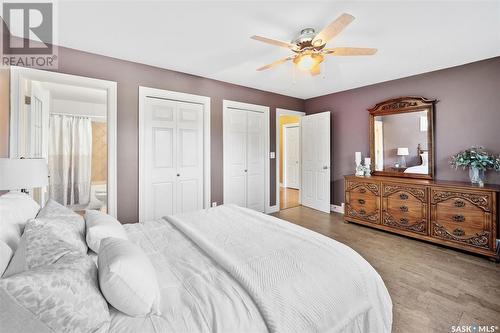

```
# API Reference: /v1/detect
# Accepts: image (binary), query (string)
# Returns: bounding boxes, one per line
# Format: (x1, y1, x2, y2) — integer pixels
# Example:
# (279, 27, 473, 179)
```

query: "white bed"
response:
(110, 205, 392, 333)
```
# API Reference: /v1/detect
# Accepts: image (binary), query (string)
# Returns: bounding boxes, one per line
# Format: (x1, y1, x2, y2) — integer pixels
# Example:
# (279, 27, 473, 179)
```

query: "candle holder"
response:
(355, 152, 364, 176)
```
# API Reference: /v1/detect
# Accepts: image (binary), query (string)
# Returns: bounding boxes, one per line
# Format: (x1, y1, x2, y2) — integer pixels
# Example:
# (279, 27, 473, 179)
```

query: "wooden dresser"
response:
(344, 175, 500, 261)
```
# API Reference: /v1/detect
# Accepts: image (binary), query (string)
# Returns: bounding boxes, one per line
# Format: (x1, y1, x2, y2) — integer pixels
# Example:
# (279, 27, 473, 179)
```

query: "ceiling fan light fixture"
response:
(295, 53, 324, 71)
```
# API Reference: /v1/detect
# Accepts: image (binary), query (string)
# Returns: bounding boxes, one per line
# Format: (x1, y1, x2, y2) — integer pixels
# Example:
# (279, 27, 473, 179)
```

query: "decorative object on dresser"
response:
(344, 175, 499, 260)
(450, 146, 500, 185)
(355, 151, 364, 176)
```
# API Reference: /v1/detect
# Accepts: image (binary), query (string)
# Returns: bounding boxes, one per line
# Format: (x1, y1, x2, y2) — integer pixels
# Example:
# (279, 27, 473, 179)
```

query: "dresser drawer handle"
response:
(454, 200, 465, 208)
(452, 228, 465, 237)
(359, 188, 366, 194)
(359, 209, 366, 215)
(399, 218, 409, 225)
(452, 215, 465, 222)
(358, 199, 366, 205)
(399, 205, 408, 212)
(399, 193, 408, 200)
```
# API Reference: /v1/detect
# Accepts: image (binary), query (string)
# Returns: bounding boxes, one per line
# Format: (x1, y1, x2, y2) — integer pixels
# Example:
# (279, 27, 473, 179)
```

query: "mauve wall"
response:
(0, 46, 304, 223)
(305, 56, 500, 206)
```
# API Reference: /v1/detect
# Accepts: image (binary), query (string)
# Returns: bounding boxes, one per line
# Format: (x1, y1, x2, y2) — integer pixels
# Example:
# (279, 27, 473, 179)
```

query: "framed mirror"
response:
(9, 66, 118, 216)
(368, 96, 436, 179)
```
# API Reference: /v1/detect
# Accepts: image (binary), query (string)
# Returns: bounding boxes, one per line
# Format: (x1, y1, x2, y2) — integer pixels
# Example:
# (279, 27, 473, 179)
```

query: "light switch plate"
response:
(270, 152, 276, 159)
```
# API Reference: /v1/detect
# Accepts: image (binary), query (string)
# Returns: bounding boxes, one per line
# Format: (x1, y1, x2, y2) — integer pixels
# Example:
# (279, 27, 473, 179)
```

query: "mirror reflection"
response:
(373, 110, 430, 175)
(13, 70, 109, 214)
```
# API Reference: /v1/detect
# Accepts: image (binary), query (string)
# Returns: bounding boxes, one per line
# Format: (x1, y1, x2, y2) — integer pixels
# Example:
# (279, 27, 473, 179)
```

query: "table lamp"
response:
(396, 147, 409, 168)
(0, 158, 48, 194)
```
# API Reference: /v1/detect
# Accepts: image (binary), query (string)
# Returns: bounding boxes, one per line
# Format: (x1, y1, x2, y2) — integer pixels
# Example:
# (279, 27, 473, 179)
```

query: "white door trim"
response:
(138, 86, 211, 222)
(282, 123, 300, 189)
(9, 66, 118, 217)
(275, 108, 305, 212)
(223, 100, 270, 213)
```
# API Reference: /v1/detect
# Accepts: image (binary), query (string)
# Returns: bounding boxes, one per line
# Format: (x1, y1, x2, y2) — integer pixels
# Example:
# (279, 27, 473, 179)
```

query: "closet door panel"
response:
(153, 182, 174, 217)
(176, 101, 204, 214)
(144, 98, 177, 220)
(224, 109, 247, 207)
(246, 111, 265, 212)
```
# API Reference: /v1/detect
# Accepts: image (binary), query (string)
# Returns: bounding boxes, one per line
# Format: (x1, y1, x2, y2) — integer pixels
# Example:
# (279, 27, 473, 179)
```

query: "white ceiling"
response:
(51, 1, 500, 99)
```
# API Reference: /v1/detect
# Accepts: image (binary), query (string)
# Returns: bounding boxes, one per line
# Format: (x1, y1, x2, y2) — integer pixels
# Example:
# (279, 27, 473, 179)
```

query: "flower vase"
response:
(469, 167, 485, 184)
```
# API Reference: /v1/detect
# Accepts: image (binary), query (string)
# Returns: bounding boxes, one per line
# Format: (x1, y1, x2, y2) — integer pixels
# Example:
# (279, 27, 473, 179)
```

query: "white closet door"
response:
(301, 112, 331, 213)
(143, 97, 204, 220)
(144, 97, 177, 220)
(176, 101, 204, 214)
(223, 108, 248, 207)
(246, 111, 265, 212)
(284, 125, 300, 189)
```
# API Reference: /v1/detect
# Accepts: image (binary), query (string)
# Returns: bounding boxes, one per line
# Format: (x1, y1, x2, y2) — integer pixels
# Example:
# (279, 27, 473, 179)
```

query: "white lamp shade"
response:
(397, 147, 409, 156)
(0, 158, 48, 190)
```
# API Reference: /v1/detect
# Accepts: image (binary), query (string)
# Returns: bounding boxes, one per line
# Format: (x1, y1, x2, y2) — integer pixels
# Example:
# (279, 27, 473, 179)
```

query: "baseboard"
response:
(267, 205, 279, 214)
(330, 203, 345, 214)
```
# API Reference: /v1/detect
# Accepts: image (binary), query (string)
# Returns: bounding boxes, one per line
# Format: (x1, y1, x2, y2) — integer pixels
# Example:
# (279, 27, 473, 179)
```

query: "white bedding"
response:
(404, 164, 428, 174)
(111, 205, 392, 333)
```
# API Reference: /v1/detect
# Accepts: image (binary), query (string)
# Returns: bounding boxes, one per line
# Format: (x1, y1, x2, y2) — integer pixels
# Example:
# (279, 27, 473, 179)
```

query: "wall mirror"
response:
(9, 66, 117, 216)
(369, 96, 436, 179)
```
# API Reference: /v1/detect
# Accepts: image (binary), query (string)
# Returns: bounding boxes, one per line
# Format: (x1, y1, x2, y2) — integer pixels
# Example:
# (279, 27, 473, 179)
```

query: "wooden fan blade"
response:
(251, 35, 294, 49)
(323, 47, 378, 56)
(310, 64, 321, 76)
(257, 56, 294, 71)
(312, 13, 355, 46)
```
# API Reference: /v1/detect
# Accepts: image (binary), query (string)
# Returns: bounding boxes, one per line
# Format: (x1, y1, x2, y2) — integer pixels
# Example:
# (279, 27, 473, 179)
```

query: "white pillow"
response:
(420, 152, 429, 166)
(85, 210, 127, 253)
(2, 233, 26, 277)
(0, 192, 40, 253)
(0, 240, 13, 277)
(98, 237, 161, 317)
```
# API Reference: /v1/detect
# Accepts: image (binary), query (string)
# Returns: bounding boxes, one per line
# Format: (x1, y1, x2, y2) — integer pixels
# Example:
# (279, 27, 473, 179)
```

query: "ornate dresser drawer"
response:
(345, 180, 381, 224)
(431, 189, 494, 251)
(382, 183, 428, 235)
(344, 175, 499, 261)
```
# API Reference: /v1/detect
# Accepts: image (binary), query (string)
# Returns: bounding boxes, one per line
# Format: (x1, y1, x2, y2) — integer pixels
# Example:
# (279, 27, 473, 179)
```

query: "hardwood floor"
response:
(279, 186, 300, 210)
(272, 206, 500, 333)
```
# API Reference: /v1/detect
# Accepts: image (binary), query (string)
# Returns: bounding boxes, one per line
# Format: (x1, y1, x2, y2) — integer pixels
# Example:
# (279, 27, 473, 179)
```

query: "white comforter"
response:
(111, 205, 392, 333)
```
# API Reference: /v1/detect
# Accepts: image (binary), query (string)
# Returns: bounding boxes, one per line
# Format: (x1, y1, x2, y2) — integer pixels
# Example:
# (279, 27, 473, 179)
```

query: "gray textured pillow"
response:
(0, 252, 110, 333)
(37, 199, 85, 234)
(3, 219, 86, 277)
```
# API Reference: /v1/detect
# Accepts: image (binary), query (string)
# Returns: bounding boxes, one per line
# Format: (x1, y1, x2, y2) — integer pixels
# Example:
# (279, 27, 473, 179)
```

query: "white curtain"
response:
(48, 115, 92, 207)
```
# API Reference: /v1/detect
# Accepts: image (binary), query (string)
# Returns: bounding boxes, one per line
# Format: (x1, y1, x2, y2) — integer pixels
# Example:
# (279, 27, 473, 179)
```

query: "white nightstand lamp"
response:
(396, 147, 409, 168)
(0, 158, 49, 194)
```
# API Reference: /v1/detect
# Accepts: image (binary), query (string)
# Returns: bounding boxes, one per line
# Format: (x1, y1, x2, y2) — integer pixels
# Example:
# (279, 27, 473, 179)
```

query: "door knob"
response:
(244, 169, 247, 172)
(177, 174, 180, 177)
(323, 166, 328, 170)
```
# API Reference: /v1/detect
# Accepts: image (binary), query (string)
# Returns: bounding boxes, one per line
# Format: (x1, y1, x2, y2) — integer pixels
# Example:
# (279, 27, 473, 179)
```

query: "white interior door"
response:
(176, 101, 204, 214)
(246, 111, 265, 212)
(223, 108, 247, 207)
(223, 107, 266, 212)
(143, 97, 203, 220)
(284, 125, 300, 189)
(301, 112, 331, 213)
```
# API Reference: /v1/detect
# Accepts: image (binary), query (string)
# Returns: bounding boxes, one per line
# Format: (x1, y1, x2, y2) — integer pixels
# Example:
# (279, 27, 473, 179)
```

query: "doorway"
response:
(276, 109, 305, 211)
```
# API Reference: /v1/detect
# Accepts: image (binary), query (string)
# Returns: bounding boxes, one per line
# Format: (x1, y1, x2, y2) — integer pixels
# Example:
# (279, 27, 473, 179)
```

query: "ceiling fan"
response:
(251, 13, 377, 76)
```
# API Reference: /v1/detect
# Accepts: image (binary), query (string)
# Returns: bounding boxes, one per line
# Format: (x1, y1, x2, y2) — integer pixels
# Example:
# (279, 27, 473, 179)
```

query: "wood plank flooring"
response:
(272, 206, 500, 333)
(279, 187, 300, 210)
